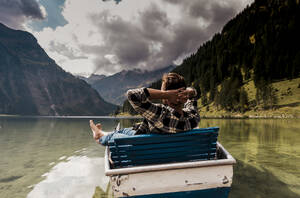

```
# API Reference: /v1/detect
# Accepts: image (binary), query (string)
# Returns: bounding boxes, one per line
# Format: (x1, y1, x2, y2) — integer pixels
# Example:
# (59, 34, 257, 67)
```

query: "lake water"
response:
(0, 117, 299, 198)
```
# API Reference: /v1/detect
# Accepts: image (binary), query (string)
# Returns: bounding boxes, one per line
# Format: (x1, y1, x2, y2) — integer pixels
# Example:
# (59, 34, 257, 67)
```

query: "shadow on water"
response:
(0, 175, 23, 183)
(230, 160, 299, 198)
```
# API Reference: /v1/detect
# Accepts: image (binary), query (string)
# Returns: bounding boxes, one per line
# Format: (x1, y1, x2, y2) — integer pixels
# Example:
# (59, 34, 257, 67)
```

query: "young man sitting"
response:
(90, 73, 200, 146)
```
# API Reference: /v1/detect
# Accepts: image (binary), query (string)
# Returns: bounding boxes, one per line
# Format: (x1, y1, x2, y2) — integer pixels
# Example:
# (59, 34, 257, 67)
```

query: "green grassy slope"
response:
(198, 77, 300, 118)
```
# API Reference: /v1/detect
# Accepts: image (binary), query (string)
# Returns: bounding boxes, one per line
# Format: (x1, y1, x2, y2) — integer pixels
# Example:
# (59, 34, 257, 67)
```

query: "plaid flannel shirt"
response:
(127, 87, 200, 134)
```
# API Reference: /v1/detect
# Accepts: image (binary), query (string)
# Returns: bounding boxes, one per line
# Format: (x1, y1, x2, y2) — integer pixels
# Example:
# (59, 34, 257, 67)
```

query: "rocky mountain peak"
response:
(0, 23, 116, 116)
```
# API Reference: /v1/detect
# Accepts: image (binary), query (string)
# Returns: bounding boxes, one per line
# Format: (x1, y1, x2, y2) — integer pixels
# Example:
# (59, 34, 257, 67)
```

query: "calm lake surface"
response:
(0, 117, 299, 198)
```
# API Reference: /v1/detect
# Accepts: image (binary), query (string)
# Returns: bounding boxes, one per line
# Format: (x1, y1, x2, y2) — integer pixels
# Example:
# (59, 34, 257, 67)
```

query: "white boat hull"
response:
(105, 142, 235, 197)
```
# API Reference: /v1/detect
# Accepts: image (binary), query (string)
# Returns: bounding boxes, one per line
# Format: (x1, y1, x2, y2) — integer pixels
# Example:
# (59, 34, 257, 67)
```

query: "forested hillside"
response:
(121, 0, 300, 117)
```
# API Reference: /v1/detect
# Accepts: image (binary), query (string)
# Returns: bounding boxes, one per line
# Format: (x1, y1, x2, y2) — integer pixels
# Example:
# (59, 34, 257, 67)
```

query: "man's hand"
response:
(165, 87, 195, 105)
(147, 87, 195, 104)
(165, 88, 185, 103)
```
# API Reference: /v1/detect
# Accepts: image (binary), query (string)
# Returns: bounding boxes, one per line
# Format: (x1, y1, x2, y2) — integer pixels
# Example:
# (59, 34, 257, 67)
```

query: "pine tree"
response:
(239, 87, 249, 113)
(255, 79, 278, 109)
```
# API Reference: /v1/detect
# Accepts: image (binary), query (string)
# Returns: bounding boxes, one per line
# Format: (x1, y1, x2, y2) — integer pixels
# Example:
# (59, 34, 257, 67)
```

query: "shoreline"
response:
(198, 109, 300, 119)
(115, 112, 300, 119)
(0, 114, 143, 119)
(117, 108, 300, 119)
(200, 114, 299, 119)
(0, 114, 299, 119)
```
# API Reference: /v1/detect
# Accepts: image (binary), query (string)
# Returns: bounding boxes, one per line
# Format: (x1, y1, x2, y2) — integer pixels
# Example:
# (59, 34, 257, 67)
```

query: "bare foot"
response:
(90, 120, 104, 140)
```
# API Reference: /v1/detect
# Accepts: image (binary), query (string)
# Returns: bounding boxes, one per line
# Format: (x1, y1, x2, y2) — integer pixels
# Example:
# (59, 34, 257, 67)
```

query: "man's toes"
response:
(89, 120, 94, 127)
(90, 120, 99, 132)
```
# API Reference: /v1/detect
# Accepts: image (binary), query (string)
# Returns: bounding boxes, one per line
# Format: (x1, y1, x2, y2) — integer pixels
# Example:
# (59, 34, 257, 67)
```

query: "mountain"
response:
(0, 23, 117, 116)
(78, 74, 107, 85)
(173, 0, 300, 90)
(85, 65, 175, 105)
(170, 0, 300, 112)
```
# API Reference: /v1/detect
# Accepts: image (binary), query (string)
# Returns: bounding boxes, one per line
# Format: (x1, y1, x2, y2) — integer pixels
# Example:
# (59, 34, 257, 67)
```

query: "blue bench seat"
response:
(108, 127, 219, 169)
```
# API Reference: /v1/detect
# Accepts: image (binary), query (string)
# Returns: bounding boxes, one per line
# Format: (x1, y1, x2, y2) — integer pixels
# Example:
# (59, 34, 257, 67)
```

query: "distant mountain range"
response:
(0, 23, 117, 116)
(82, 65, 175, 105)
(78, 74, 106, 85)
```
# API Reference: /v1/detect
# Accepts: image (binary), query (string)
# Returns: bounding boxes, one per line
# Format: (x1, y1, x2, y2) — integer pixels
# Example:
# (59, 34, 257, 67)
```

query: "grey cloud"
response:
(93, 56, 123, 74)
(86, 6, 172, 73)
(19, 0, 44, 18)
(102, 0, 122, 4)
(145, 21, 209, 72)
(140, 3, 170, 41)
(165, 23, 208, 61)
(115, 39, 149, 66)
(49, 41, 88, 60)
(189, 1, 215, 19)
(188, 1, 237, 30)
(0, 0, 45, 29)
(162, 0, 181, 4)
(84, 0, 252, 74)
(164, 0, 238, 26)
(87, 11, 151, 71)
(210, 4, 237, 26)
(103, 20, 150, 66)
(80, 44, 108, 55)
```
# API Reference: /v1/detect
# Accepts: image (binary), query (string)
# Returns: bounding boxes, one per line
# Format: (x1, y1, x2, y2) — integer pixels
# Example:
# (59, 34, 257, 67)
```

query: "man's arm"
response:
(126, 88, 163, 122)
(146, 88, 185, 102)
(126, 87, 187, 121)
(147, 87, 200, 129)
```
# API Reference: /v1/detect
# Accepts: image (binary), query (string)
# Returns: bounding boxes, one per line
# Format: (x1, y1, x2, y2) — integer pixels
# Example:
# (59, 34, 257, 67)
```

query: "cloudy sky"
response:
(0, 0, 253, 77)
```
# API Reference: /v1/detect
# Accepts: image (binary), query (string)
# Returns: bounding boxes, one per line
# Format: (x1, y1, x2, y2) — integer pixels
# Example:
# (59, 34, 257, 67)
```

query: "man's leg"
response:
(98, 129, 136, 146)
(90, 120, 136, 146)
(116, 127, 136, 136)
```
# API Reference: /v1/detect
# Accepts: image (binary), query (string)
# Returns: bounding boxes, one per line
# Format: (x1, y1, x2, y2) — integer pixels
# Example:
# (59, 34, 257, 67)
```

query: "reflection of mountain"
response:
(84, 65, 175, 105)
(0, 23, 116, 115)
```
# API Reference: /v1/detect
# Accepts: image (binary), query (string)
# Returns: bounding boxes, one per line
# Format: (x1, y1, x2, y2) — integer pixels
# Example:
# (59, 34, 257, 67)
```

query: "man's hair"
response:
(161, 73, 186, 91)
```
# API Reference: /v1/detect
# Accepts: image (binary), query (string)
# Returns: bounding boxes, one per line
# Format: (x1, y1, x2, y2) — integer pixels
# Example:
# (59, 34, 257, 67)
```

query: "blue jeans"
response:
(99, 127, 136, 146)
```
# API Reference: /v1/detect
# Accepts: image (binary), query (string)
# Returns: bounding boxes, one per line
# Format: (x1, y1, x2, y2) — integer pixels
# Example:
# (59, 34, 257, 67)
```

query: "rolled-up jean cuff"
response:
(98, 130, 115, 146)
(99, 127, 136, 146)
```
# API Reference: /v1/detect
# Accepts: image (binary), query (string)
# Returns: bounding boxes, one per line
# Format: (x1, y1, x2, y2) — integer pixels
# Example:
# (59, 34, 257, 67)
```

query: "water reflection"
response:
(199, 119, 300, 196)
(119, 118, 142, 129)
(0, 117, 119, 198)
(0, 117, 299, 197)
(230, 160, 299, 198)
(27, 155, 109, 198)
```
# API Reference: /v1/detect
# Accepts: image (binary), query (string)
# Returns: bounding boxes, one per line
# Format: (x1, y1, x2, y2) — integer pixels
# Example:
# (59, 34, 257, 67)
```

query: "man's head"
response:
(161, 73, 186, 91)
(161, 73, 187, 108)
